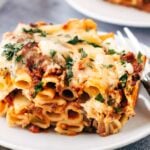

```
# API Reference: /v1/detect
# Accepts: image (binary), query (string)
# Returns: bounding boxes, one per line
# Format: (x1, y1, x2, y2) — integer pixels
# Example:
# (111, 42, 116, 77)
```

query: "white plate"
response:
(66, 0, 150, 27)
(0, 39, 150, 150)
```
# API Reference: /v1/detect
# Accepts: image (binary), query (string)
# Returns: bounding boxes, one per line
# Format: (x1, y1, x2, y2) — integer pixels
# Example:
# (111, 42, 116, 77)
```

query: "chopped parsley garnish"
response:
(107, 98, 115, 106)
(107, 64, 113, 68)
(120, 60, 126, 65)
(67, 36, 83, 45)
(65, 56, 73, 69)
(33, 82, 43, 97)
(107, 49, 116, 55)
(79, 48, 87, 59)
(65, 56, 74, 85)
(88, 42, 101, 48)
(15, 55, 23, 62)
(137, 51, 142, 63)
(119, 50, 126, 55)
(65, 69, 73, 86)
(106, 42, 110, 45)
(3, 43, 23, 61)
(103, 64, 113, 68)
(119, 73, 128, 88)
(23, 28, 47, 37)
(50, 50, 57, 57)
(114, 107, 122, 113)
(95, 93, 104, 103)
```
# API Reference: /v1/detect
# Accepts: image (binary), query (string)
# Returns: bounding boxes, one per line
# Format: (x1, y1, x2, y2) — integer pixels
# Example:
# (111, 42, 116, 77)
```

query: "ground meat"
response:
(78, 62, 85, 70)
(24, 42, 38, 49)
(5, 89, 19, 106)
(122, 52, 143, 73)
(97, 122, 106, 136)
(132, 62, 142, 73)
(26, 54, 49, 85)
(5, 95, 13, 106)
(28, 125, 40, 133)
(121, 52, 135, 63)
(21, 42, 38, 56)
(77, 92, 90, 103)
(120, 89, 128, 107)
(30, 21, 48, 28)
(83, 118, 96, 133)
(132, 74, 140, 81)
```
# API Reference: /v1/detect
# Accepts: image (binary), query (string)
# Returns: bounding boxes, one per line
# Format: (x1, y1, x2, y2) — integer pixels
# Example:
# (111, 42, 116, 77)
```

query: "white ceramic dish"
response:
(0, 37, 149, 150)
(66, 0, 150, 28)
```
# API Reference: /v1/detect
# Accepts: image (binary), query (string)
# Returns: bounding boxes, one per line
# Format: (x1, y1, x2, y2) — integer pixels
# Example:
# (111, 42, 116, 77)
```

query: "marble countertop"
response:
(0, 0, 149, 149)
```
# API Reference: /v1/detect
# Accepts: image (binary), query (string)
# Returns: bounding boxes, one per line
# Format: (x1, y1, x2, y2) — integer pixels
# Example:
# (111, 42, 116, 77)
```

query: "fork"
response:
(116, 27, 150, 111)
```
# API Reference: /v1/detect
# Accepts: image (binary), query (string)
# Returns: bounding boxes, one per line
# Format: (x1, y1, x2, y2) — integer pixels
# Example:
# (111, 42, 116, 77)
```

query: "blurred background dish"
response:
(66, 0, 150, 27)
(0, 0, 7, 8)
(106, 0, 150, 12)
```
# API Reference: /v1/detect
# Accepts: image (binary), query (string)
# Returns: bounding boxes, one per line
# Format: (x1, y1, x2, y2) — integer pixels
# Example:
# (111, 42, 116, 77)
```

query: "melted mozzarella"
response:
(102, 38, 117, 50)
(115, 62, 134, 78)
(95, 54, 114, 65)
(39, 38, 69, 56)
(125, 63, 134, 74)
(81, 99, 112, 120)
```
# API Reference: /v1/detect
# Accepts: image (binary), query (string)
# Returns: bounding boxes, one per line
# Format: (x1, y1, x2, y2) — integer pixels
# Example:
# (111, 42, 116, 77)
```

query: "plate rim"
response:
(65, 0, 150, 28)
(0, 122, 149, 150)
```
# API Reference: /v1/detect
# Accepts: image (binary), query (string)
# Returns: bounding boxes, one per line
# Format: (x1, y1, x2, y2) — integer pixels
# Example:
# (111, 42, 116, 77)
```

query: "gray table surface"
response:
(0, 0, 149, 150)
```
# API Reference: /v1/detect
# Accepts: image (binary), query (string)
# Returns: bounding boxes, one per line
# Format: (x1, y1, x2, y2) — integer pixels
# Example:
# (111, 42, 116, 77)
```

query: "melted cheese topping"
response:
(0, 23, 135, 100)
(39, 38, 70, 56)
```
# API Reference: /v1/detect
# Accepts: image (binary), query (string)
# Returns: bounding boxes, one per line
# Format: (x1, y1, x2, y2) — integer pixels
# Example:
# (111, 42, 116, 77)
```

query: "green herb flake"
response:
(66, 69, 73, 80)
(65, 56, 74, 85)
(23, 28, 47, 37)
(50, 50, 57, 57)
(120, 60, 126, 65)
(65, 56, 73, 69)
(102, 64, 113, 68)
(67, 36, 83, 45)
(88, 42, 101, 48)
(3, 43, 23, 61)
(114, 107, 122, 113)
(107, 49, 116, 55)
(40, 31, 47, 37)
(79, 48, 87, 59)
(65, 69, 73, 86)
(119, 73, 128, 88)
(95, 93, 104, 103)
(107, 98, 115, 106)
(16, 55, 23, 62)
(33, 82, 43, 97)
(137, 51, 142, 63)
(107, 64, 113, 68)
(106, 42, 110, 45)
(119, 50, 126, 55)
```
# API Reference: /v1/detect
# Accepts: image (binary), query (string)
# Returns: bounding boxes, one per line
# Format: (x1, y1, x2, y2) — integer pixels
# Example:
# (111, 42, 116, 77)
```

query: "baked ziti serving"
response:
(0, 19, 146, 136)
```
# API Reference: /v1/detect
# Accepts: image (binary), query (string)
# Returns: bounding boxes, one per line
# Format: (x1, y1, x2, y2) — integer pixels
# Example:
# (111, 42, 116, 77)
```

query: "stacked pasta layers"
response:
(0, 19, 145, 136)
